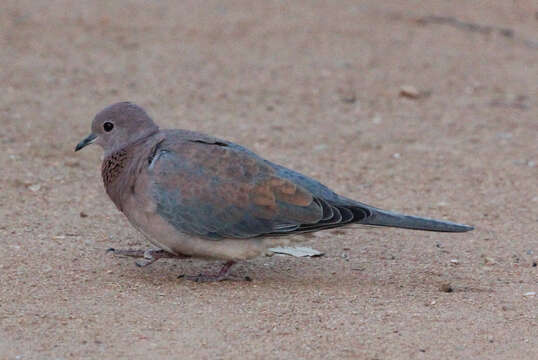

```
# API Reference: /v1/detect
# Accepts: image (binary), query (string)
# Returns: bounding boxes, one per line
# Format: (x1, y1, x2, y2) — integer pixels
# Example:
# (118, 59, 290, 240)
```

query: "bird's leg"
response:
(106, 248, 189, 267)
(180, 260, 249, 282)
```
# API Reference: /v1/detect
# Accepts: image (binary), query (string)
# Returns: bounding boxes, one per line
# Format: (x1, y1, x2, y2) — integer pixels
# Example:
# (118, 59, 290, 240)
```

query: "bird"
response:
(75, 102, 473, 282)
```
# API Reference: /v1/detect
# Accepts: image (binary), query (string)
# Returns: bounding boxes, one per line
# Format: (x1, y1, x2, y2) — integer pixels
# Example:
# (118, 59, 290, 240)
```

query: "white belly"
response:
(121, 192, 308, 260)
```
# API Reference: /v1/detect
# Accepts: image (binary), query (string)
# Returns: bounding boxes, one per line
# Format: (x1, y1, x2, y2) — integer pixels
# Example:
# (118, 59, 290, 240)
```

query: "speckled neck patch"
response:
(102, 149, 128, 186)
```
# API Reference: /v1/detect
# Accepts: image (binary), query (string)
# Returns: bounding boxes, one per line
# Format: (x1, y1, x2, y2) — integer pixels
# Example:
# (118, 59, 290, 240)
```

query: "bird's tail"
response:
(357, 206, 474, 232)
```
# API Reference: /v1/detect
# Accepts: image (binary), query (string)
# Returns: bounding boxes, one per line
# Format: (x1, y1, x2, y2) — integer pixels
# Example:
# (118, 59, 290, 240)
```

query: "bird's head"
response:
(75, 102, 159, 155)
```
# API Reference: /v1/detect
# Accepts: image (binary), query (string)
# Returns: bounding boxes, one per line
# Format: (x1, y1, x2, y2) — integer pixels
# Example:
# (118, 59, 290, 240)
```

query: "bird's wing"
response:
(147, 134, 352, 238)
(146, 131, 472, 237)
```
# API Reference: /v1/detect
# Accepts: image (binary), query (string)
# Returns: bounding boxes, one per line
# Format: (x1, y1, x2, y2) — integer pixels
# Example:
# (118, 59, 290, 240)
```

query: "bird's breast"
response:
(101, 148, 137, 211)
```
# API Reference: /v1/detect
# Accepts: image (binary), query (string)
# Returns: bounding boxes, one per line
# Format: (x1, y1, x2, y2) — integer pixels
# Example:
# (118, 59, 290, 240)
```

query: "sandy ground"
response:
(1, 1, 537, 359)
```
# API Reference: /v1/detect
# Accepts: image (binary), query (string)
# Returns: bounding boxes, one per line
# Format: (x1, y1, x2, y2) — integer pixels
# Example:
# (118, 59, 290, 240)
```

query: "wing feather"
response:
(149, 138, 324, 239)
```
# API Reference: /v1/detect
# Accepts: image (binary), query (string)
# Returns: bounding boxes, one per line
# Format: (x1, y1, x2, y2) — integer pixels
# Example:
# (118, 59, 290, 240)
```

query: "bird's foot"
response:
(106, 248, 189, 267)
(178, 261, 250, 282)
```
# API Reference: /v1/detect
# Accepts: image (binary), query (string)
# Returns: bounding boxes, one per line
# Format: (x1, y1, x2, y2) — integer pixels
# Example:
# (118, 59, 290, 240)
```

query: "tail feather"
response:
(358, 207, 474, 233)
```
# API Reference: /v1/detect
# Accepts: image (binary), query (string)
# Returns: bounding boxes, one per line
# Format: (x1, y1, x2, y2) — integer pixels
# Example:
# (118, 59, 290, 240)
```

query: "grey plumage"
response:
(76, 102, 473, 278)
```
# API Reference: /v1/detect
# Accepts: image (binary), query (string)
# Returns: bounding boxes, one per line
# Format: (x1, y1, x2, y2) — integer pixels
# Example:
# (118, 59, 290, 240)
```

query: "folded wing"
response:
(149, 132, 472, 239)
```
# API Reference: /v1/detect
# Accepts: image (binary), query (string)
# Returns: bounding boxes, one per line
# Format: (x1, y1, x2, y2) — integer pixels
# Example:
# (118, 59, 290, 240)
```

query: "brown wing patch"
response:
(272, 179, 312, 206)
(218, 182, 251, 207)
(152, 137, 320, 227)
(250, 176, 314, 219)
(251, 184, 277, 208)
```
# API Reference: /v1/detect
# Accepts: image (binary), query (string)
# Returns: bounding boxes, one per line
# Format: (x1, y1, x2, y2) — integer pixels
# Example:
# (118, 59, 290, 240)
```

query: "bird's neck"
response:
(102, 148, 129, 187)
(101, 148, 131, 210)
(101, 132, 163, 212)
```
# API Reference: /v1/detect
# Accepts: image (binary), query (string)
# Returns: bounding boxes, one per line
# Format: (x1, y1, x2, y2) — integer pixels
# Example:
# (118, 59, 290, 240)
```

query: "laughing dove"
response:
(76, 102, 473, 281)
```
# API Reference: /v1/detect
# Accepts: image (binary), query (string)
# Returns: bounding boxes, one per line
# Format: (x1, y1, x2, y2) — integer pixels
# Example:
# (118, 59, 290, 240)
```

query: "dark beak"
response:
(75, 133, 97, 152)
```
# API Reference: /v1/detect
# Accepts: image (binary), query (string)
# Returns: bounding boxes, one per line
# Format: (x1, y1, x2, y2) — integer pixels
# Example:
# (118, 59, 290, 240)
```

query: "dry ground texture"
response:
(1, 1, 537, 359)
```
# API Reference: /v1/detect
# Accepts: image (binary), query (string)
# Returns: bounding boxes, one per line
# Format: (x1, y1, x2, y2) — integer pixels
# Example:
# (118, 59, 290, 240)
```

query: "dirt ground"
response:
(1, 1, 536, 359)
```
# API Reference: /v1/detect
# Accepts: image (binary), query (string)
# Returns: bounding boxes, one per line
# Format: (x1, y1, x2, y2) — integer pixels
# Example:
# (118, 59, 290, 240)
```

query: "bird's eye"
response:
(103, 122, 114, 132)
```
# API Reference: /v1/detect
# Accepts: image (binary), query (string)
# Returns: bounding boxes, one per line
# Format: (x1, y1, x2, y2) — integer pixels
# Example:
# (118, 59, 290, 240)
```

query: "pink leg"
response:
(179, 261, 250, 282)
(107, 248, 190, 267)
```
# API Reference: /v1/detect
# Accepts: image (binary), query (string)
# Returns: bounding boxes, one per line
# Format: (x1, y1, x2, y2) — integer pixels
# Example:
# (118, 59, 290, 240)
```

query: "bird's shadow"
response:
(107, 254, 490, 295)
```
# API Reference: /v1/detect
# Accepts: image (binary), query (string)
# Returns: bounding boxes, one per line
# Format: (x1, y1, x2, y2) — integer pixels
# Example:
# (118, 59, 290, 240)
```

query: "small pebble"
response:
(28, 184, 41, 192)
(399, 85, 420, 99)
(450, 259, 460, 265)
(80, 211, 88, 218)
(440, 283, 453, 293)
(372, 114, 382, 124)
(341, 94, 357, 104)
(496, 132, 513, 140)
(314, 144, 328, 151)
(523, 292, 535, 297)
